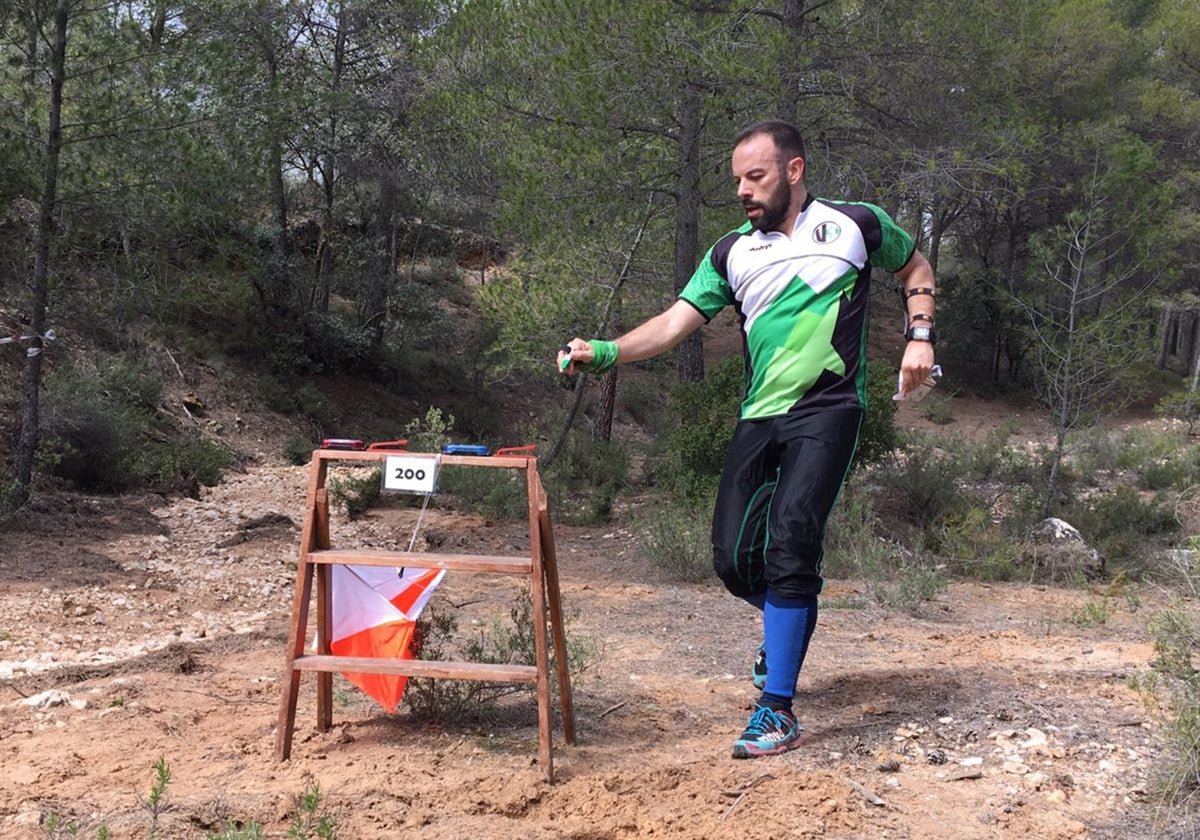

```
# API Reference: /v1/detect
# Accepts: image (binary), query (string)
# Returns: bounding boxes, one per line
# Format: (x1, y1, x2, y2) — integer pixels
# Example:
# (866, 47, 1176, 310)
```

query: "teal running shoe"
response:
(731, 704, 802, 759)
(752, 642, 767, 690)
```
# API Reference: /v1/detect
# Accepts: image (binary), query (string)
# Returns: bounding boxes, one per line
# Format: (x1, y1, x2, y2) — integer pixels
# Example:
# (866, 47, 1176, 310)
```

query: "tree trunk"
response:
(674, 79, 704, 382)
(13, 0, 67, 508)
(597, 367, 618, 441)
(362, 174, 397, 344)
(774, 0, 807, 124)
(315, 2, 347, 314)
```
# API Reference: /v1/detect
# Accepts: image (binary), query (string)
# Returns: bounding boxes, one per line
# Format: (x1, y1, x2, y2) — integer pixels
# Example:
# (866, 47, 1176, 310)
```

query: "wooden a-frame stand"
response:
(275, 448, 575, 782)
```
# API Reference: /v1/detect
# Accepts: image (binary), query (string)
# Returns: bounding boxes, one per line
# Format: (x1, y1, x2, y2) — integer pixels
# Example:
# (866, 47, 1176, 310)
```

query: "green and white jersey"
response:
(680, 196, 915, 420)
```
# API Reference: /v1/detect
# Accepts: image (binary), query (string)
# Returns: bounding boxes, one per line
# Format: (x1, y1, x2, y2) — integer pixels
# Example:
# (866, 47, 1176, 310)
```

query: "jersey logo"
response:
(813, 222, 842, 244)
(749, 243, 773, 252)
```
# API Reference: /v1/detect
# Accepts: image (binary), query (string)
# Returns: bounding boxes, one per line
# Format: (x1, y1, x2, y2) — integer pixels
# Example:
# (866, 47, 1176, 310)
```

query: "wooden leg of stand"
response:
(275, 457, 327, 761)
(527, 468, 554, 782)
(539, 503, 575, 745)
(315, 491, 333, 732)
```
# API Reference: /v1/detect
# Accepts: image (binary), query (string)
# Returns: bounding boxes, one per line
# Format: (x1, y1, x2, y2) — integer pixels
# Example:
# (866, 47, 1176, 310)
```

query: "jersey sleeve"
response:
(863, 203, 917, 272)
(678, 244, 734, 321)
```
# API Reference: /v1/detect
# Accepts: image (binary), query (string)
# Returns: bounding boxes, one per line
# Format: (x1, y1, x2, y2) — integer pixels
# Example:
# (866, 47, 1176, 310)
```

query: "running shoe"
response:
(752, 642, 767, 690)
(731, 704, 802, 759)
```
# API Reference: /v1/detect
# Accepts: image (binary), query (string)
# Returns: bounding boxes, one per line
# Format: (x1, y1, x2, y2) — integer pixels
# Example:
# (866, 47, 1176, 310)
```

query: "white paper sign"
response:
(382, 455, 438, 494)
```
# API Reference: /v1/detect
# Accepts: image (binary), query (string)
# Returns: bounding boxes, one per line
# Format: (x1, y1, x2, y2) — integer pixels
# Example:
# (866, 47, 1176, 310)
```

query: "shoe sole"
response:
(731, 738, 800, 759)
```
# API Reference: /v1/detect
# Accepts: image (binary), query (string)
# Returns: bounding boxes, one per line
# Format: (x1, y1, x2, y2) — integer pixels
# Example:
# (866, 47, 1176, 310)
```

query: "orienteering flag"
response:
(327, 564, 445, 712)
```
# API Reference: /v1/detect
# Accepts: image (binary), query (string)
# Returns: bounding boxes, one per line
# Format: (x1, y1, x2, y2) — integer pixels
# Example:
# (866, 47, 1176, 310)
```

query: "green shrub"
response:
(406, 591, 594, 720)
(1065, 485, 1180, 564)
(823, 480, 890, 581)
(618, 377, 666, 430)
(938, 506, 1021, 581)
(403, 407, 455, 453)
(640, 497, 714, 582)
(1157, 388, 1200, 436)
(283, 435, 316, 466)
(921, 393, 955, 425)
(328, 468, 382, 519)
(39, 361, 229, 493)
(545, 433, 629, 525)
(663, 355, 743, 496)
(133, 437, 231, 495)
(855, 367, 900, 466)
(879, 431, 972, 530)
(439, 466, 526, 521)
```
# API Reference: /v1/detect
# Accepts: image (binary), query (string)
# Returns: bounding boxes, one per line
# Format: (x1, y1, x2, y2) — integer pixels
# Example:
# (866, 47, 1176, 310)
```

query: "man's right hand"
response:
(557, 339, 593, 375)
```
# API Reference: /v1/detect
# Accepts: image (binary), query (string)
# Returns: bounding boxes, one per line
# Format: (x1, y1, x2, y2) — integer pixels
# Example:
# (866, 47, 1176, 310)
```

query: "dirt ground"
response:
(0, 399, 1190, 840)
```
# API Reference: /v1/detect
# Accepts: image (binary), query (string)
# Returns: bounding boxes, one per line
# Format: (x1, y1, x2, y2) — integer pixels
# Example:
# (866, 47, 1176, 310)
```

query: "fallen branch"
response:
(842, 776, 887, 807)
(599, 700, 627, 719)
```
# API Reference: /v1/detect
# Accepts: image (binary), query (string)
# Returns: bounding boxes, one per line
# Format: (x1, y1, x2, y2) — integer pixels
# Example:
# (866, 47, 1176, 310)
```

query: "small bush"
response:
(640, 498, 714, 582)
(855, 367, 900, 466)
(39, 361, 229, 493)
(1158, 388, 1200, 436)
(921, 393, 954, 425)
(439, 466, 526, 521)
(283, 435, 316, 465)
(406, 590, 594, 720)
(328, 468, 382, 519)
(938, 506, 1021, 581)
(663, 355, 743, 496)
(1065, 485, 1180, 564)
(618, 377, 665, 429)
(545, 433, 629, 525)
(879, 431, 971, 530)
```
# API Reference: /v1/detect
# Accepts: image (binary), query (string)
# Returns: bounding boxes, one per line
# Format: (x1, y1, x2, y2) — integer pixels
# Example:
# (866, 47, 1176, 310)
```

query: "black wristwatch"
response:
(904, 325, 938, 345)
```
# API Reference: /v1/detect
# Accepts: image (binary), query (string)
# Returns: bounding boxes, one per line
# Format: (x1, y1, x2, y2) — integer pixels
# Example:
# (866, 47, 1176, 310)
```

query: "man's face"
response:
(732, 133, 801, 233)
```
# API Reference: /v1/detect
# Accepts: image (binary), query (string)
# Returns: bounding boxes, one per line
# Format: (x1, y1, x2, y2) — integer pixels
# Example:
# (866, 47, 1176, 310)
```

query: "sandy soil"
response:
(0, 444, 1184, 840)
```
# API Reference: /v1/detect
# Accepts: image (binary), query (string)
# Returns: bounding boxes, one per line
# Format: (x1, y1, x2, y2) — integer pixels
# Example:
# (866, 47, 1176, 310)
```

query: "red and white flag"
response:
(325, 565, 445, 712)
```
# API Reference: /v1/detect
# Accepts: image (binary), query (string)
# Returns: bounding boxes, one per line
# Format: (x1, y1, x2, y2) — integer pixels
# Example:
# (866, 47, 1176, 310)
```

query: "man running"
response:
(558, 119, 936, 758)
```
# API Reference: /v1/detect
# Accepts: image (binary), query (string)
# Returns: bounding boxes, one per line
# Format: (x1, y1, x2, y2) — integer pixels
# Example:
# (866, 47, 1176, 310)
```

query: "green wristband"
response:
(579, 339, 618, 375)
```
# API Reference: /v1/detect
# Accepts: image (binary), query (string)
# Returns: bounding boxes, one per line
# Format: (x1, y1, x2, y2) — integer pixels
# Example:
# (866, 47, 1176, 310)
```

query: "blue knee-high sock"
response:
(759, 590, 818, 711)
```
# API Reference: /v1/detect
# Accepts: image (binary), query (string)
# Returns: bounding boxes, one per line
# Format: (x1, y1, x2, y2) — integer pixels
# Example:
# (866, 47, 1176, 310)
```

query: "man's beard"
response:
(745, 174, 792, 232)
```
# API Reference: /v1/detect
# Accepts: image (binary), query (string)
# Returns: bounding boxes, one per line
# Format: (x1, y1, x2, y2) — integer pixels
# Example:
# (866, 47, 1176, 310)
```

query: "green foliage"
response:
(823, 480, 945, 610)
(1157, 388, 1200, 436)
(1067, 598, 1113, 627)
(141, 757, 171, 840)
(283, 435, 317, 466)
(403, 407, 455, 453)
(878, 432, 974, 530)
(640, 496, 715, 583)
(286, 782, 338, 840)
(856, 368, 900, 466)
(475, 259, 608, 378)
(617, 377, 666, 430)
(406, 591, 595, 720)
(39, 811, 80, 839)
(544, 433, 629, 525)
(662, 355, 743, 496)
(438, 466, 526, 521)
(39, 360, 229, 494)
(257, 375, 337, 427)
(208, 824, 265, 840)
(938, 506, 1021, 581)
(327, 468, 382, 520)
(1063, 485, 1180, 565)
(920, 393, 955, 425)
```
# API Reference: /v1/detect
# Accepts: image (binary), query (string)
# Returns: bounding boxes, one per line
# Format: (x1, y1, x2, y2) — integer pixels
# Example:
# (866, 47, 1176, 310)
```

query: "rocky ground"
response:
(0, 453, 1190, 839)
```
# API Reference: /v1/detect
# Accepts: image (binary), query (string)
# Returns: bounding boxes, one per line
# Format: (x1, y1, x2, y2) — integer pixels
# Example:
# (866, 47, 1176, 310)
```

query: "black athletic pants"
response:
(711, 409, 863, 600)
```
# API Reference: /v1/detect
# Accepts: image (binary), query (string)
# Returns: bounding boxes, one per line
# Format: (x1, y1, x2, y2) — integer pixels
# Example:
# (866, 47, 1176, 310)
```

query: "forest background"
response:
(3, 0, 1200, 835)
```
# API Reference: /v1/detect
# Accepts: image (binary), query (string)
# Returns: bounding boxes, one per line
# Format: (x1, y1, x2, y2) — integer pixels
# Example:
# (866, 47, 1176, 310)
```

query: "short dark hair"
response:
(734, 120, 806, 165)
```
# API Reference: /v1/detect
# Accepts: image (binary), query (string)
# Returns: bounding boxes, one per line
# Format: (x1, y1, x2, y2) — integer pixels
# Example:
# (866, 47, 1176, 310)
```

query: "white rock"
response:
(21, 689, 70, 709)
